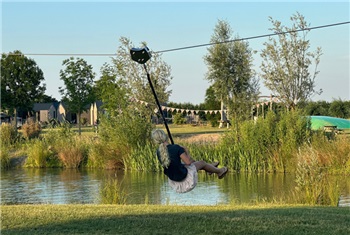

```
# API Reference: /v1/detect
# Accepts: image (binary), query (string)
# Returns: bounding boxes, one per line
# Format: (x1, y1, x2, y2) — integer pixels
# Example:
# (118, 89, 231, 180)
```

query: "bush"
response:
(0, 123, 17, 146)
(0, 145, 10, 169)
(220, 110, 311, 172)
(58, 145, 84, 168)
(57, 137, 88, 168)
(22, 120, 41, 139)
(87, 140, 124, 169)
(294, 145, 341, 205)
(24, 139, 52, 168)
(98, 108, 153, 158)
(173, 113, 186, 125)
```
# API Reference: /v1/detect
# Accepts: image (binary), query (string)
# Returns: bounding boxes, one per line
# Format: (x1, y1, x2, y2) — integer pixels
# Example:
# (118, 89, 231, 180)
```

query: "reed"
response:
(294, 145, 341, 206)
(0, 123, 18, 147)
(24, 139, 52, 168)
(100, 176, 127, 204)
(21, 120, 41, 139)
(87, 140, 124, 169)
(0, 145, 10, 169)
(126, 142, 162, 172)
(58, 146, 84, 168)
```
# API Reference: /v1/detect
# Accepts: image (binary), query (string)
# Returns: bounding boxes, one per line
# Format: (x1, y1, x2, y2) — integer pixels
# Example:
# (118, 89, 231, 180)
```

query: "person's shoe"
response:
(218, 167, 228, 179)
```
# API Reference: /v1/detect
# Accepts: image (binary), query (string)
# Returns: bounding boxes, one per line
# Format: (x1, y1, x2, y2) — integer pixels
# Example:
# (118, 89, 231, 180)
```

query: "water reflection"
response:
(1, 168, 348, 205)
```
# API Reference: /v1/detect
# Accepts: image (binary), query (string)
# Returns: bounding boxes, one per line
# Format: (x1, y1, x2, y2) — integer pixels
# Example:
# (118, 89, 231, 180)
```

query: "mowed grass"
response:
(1, 204, 349, 235)
(38, 124, 226, 137)
(157, 124, 227, 136)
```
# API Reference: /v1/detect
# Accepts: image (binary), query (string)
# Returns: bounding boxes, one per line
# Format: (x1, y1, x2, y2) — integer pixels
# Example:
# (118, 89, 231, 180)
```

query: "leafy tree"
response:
(204, 85, 220, 110)
(92, 38, 172, 165)
(260, 12, 322, 110)
(38, 95, 58, 103)
(301, 100, 330, 116)
(95, 63, 153, 162)
(95, 63, 128, 116)
(329, 99, 349, 118)
(59, 57, 96, 135)
(1, 50, 46, 122)
(203, 85, 221, 126)
(204, 20, 259, 127)
(112, 37, 172, 118)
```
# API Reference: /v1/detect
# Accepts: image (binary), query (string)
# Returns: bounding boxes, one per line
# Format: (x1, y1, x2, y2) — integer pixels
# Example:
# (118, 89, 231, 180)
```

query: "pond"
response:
(1, 168, 348, 205)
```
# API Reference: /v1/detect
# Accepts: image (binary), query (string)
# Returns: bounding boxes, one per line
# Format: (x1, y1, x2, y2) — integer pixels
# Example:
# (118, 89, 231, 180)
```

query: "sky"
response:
(1, 1, 349, 105)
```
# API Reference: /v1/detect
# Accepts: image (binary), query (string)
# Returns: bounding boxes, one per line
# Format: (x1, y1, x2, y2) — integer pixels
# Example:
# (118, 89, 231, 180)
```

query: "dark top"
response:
(157, 144, 188, 182)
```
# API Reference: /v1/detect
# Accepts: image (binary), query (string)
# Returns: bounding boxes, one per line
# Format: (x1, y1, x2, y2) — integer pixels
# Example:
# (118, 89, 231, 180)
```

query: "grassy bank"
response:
(1, 204, 349, 235)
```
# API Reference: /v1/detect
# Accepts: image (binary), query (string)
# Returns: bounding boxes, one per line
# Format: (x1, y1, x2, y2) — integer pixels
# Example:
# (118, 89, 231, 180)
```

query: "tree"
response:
(59, 57, 96, 135)
(203, 85, 221, 126)
(38, 95, 58, 103)
(260, 12, 322, 110)
(329, 99, 349, 118)
(92, 37, 172, 158)
(301, 100, 330, 116)
(111, 37, 172, 118)
(1, 50, 46, 122)
(95, 63, 128, 115)
(204, 20, 259, 127)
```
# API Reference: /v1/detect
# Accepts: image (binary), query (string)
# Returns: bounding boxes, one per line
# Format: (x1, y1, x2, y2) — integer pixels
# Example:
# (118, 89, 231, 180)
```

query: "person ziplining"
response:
(130, 47, 228, 193)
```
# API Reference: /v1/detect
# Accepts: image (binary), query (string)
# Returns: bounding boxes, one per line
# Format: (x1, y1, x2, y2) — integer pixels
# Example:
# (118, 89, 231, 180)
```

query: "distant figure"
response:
(94, 119, 99, 134)
(151, 129, 228, 193)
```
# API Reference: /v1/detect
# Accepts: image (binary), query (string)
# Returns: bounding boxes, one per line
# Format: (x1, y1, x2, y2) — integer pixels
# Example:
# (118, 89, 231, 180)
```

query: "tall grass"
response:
(24, 139, 52, 168)
(126, 142, 162, 172)
(21, 120, 41, 139)
(294, 146, 341, 206)
(219, 110, 311, 172)
(58, 144, 85, 168)
(100, 176, 127, 204)
(291, 133, 350, 205)
(42, 127, 89, 168)
(0, 145, 10, 169)
(87, 140, 124, 169)
(0, 123, 18, 147)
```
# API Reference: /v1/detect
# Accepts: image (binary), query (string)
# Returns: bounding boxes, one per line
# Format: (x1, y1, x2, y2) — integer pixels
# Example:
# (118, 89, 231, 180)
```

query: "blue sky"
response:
(1, 1, 349, 104)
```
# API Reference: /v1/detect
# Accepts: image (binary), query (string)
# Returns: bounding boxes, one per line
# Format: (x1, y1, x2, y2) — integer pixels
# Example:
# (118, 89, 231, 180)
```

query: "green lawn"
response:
(157, 124, 227, 135)
(39, 124, 226, 137)
(1, 204, 349, 235)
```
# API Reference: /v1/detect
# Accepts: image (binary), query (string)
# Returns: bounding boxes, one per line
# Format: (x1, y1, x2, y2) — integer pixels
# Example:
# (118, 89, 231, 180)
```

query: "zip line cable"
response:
(156, 21, 350, 54)
(9, 21, 350, 57)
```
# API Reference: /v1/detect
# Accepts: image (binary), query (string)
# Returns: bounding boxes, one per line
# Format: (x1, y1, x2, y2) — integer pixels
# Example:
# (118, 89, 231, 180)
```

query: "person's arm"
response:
(180, 152, 195, 165)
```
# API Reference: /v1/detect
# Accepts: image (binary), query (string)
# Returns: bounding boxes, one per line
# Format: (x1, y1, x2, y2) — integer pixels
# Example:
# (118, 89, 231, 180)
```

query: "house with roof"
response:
(33, 102, 59, 123)
(57, 102, 76, 123)
(80, 100, 104, 125)
(32, 101, 103, 125)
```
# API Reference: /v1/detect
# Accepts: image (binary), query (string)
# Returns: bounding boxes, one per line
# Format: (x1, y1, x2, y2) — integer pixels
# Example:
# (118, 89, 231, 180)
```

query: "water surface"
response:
(1, 168, 347, 205)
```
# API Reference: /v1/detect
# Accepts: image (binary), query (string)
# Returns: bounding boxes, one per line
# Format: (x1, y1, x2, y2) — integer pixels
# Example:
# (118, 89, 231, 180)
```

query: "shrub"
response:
(24, 139, 52, 168)
(22, 120, 41, 139)
(220, 110, 311, 172)
(294, 145, 341, 205)
(98, 108, 153, 159)
(87, 140, 124, 169)
(0, 145, 10, 169)
(0, 123, 17, 146)
(173, 113, 186, 125)
(58, 146, 84, 168)
(57, 137, 88, 168)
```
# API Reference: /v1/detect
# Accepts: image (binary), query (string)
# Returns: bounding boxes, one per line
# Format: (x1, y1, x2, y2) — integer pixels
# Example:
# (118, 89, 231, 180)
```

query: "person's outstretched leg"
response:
(193, 160, 228, 178)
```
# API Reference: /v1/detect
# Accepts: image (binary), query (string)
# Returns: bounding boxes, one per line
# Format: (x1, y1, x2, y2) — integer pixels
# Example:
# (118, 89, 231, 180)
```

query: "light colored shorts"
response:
(168, 163, 198, 193)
